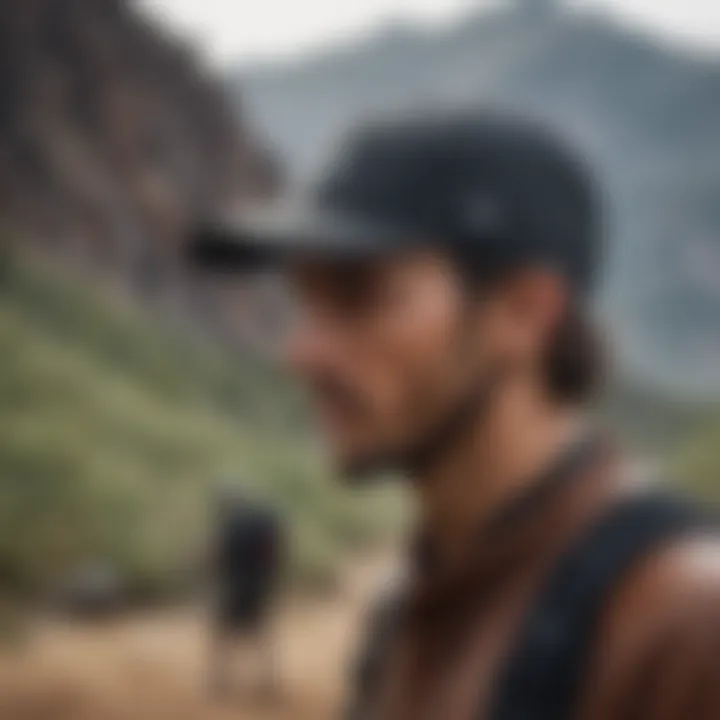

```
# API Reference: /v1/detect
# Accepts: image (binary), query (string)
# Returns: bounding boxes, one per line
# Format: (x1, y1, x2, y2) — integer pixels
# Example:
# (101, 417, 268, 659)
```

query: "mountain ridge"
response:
(231, 2, 720, 396)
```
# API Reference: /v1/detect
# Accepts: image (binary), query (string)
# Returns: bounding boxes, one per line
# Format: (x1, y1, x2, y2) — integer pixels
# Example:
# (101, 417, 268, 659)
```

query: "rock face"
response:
(0, 0, 278, 309)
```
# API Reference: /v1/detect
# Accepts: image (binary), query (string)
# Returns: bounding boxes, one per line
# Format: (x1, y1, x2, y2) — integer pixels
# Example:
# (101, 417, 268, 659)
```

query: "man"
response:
(190, 111, 720, 719)
(210, 489, 283, 699)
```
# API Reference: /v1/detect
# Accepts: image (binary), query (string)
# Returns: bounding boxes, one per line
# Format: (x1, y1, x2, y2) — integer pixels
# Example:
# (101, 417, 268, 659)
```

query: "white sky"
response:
(136, 0, 720, 67)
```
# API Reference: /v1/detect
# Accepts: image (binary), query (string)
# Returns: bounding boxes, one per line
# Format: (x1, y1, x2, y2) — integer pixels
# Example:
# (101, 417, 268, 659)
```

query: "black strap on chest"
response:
(488, 493, 706, 720)
(346, 583, 406, 720)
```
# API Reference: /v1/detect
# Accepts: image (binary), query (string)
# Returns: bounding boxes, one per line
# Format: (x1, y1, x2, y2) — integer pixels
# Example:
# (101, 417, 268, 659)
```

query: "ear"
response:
(499, 267, 569, 352)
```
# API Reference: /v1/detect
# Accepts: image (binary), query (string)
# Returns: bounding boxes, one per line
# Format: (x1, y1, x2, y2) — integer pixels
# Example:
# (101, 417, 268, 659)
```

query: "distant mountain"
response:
(230, 0, 720, 397)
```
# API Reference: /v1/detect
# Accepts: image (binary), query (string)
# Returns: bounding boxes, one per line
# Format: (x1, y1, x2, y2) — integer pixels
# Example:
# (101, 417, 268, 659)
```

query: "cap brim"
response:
(187, 197, 406, 273)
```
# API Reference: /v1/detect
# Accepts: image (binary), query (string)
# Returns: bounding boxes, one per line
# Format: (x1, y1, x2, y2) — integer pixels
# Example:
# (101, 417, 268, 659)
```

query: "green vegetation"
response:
(675, 419, 720, 500)
(1, 250, 716, 603)
(0, 254, 400, 599)
(604, 382, 720, 501)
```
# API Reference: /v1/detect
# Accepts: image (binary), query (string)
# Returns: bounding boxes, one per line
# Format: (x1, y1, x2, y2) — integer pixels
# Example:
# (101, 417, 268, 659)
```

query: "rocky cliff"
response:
(0, 0, 277, 314)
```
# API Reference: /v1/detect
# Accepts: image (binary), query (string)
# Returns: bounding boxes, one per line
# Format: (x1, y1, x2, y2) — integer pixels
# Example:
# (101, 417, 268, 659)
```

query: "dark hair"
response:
(453, 253, 605, 405)
(543, 305, 605, 404)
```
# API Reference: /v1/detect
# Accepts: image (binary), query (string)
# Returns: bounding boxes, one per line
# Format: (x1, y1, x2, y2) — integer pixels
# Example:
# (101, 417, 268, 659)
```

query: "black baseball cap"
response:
(188, 110, 602, 294)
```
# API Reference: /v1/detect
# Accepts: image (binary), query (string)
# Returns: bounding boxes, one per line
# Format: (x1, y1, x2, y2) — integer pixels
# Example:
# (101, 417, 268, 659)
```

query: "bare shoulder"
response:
(579, 533, 720, 720)
(595, 532, 720, 667)
(615, 534, 720, 621)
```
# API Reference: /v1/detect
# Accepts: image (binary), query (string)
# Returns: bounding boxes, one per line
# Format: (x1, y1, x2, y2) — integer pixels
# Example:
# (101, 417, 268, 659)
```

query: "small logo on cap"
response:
(460, 193, 504, 234)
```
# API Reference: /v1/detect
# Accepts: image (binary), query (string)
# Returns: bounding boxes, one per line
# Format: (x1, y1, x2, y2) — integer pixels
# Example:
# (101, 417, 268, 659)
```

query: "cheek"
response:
(350, 286, 463, 425)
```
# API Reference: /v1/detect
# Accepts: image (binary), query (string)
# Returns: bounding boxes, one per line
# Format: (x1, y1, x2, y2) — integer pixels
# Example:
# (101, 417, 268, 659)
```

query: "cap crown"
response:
(316, 112, 601, 292)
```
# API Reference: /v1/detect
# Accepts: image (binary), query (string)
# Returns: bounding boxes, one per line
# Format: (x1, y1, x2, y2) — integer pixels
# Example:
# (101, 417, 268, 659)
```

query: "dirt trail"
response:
(0, 557, 393, 720)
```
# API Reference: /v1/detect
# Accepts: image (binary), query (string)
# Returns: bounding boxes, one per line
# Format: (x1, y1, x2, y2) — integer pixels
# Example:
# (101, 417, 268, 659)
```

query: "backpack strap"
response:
(345, 581, 406, 720)
(489, 493, 707, 720)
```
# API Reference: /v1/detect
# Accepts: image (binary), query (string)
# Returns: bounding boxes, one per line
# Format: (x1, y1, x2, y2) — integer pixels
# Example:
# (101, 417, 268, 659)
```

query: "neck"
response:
(414, 381, 586, 566)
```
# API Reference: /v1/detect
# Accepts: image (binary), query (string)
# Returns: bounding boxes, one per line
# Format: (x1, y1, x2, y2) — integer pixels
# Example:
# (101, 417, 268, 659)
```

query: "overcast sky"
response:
(137, 0, 720, 67)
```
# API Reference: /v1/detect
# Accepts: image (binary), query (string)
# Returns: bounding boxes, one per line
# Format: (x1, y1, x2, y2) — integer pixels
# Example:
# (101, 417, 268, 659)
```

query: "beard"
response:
(340, 360, 508, 484)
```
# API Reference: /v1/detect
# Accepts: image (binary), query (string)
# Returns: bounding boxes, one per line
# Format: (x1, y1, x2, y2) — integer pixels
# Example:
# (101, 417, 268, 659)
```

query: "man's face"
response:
(284, 250, 564, 478)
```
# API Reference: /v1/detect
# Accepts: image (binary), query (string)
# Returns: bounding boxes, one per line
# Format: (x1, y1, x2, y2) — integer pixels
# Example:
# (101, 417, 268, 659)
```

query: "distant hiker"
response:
(191, 110, 720, 719)
(210, 489, 284, 698)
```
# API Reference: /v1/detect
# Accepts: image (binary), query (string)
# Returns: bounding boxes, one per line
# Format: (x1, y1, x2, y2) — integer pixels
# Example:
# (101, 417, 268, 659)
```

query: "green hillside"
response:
(0, 253, 398, 599)
(675, 420, 720, 500)
(1, 249, 715, 602)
